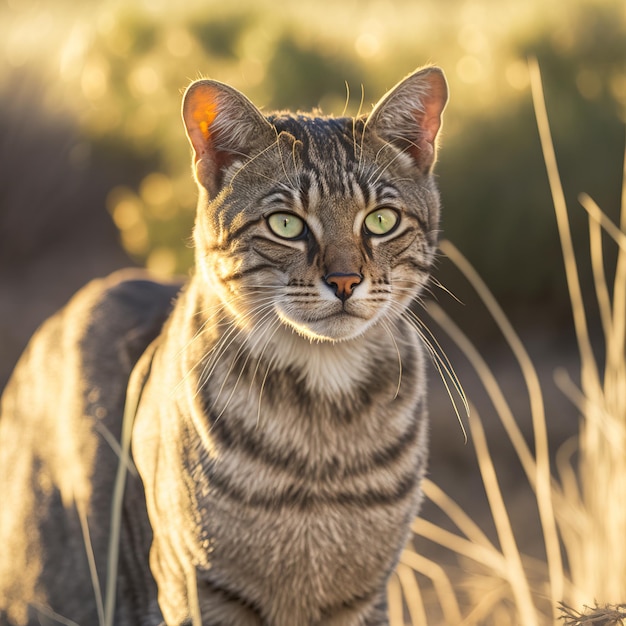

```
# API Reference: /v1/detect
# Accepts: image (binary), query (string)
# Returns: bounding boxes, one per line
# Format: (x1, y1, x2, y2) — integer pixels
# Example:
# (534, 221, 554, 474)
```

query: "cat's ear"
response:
(182, 79, 276, 197)
(366, 66, 448, 174)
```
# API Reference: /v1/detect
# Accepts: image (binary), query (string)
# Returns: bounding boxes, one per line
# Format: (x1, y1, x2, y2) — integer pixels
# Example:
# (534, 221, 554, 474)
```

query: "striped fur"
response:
(0, 67, 447, 626)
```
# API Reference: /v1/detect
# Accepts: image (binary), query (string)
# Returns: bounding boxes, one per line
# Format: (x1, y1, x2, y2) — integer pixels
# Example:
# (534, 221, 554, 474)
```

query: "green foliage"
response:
(2, 0, 623, 322)
(264, 36, 365, 111)
(437, 1, 624, 326)
(191, 13, 254, 59)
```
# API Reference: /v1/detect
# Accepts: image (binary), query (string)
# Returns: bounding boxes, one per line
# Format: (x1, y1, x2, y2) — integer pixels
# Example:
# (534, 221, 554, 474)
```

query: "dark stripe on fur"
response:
(197, 576, 264, 618)
(320, 586, 380, 620)
(228, 263, 278, 280)
(391, 229, 420, 258)
(393, 257, 432, 274)
(204, 459, 423, 511)
(202, 399, 422, 483)
(202, 217, 265, 253)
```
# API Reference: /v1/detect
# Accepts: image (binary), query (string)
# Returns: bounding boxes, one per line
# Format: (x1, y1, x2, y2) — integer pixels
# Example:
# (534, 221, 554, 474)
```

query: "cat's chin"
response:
(276, 310, 374, 343)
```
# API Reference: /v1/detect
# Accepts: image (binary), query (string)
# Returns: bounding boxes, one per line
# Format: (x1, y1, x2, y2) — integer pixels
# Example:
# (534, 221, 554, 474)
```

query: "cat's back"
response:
(0, 269, 179, 626)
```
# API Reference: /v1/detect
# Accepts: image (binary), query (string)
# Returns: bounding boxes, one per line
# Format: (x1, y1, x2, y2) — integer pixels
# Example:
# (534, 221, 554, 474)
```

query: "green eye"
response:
(363, 208, 399, 236)
(267, 212, 306, 239)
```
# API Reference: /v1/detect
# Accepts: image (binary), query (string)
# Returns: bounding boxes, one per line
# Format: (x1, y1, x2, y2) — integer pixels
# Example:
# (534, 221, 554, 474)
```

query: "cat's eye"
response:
(363, 208, 399, 236)
(266, 212, 307, 240)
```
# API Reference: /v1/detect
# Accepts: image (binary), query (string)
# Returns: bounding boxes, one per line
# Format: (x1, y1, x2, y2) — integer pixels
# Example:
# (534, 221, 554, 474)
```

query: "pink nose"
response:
(323, 272, 363, 302)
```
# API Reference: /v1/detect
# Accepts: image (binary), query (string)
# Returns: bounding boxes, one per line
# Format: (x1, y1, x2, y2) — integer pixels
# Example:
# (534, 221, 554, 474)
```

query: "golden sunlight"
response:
(1, 0, 625, 623)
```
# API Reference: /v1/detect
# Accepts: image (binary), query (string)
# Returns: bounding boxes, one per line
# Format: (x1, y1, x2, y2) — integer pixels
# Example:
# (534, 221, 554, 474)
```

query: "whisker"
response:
(370, 139, 419, 187)
(407, 307, 469, 415)
(207, 304, 279, 422)
(342, 80, 351, 119)
(173, 294, 276, 395)
(194, 298, 277, 399)
(381, 286, 468, 440)
(175, 300, 231, 362)
(430, 276, 465, 305)
(227, 138, 287, 189)
(381, 319, 403, 400)
(248, 316, 284, 403)
(192, 313, 256, 396)
(256, 324, 282, 428)
(397, 307, 469, 442)
(275, 132, 298, 189)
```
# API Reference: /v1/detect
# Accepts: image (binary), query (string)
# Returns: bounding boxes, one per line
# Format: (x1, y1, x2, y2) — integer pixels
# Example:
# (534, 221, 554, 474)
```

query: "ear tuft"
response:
(182, 80, 275, 196)
(367, 66, 449, 174)
(184, 84, 220, 155)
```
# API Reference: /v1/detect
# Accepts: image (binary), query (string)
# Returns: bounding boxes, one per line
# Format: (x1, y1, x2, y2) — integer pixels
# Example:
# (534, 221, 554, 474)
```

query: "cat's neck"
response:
(179, 278, 413, 400)
(254, 322, 396, 397)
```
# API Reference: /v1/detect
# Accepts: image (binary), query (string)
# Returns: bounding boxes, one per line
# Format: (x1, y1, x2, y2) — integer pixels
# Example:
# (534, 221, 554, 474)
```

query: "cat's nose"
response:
(323, 272, 363, 302)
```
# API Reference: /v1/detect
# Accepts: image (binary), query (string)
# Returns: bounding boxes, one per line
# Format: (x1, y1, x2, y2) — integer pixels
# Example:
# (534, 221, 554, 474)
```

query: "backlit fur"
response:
(0, 66, 448, 626)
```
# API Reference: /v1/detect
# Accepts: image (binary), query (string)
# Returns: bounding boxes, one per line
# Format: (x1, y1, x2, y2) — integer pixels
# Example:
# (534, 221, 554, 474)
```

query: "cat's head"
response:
(182, 67, 448, 343)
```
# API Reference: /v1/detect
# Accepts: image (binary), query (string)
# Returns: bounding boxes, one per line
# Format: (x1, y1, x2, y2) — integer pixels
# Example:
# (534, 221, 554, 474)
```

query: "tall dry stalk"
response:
(64, 58, 623, 626)
(393, 60, 626, 624)
(529, 56, 626, 603)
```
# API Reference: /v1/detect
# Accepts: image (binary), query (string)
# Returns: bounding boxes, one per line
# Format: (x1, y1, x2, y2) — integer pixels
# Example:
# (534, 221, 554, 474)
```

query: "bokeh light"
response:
(1, 0, 623, 293)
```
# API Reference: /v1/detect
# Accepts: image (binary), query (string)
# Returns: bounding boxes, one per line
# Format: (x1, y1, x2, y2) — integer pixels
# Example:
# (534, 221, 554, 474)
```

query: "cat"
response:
(0, 65, 448, 626)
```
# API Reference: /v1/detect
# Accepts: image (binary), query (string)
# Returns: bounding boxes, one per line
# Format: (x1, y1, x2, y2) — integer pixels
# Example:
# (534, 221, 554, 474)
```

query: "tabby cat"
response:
(0, 65, 448, 626)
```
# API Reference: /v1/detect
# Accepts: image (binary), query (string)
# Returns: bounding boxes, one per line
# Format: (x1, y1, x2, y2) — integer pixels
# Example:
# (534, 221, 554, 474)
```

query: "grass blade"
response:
(468, 405, 539, 626)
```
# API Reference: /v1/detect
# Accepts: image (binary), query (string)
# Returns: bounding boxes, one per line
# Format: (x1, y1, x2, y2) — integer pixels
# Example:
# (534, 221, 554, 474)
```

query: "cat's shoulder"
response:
(56, 268, 178, 351)
(73, 268, 183, 340)
(0, 269, 180, 626)
(1, 269, 182, 418)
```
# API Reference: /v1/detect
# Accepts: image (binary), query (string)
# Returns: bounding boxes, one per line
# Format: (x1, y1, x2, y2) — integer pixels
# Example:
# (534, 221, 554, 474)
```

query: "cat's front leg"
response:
(193, 575, 264, 626)
(318, 591, 389, 626)
(361, 593, 389, 626)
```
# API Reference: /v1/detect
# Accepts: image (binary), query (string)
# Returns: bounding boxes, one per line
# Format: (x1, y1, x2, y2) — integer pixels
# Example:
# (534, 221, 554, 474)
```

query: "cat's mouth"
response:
(275, 306, 375, 342)
(313, 308, 369, 321)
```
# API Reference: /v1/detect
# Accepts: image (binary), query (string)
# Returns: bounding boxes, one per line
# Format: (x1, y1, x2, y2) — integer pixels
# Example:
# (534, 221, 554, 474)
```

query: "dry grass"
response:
(389, 59, 626, 624)
(66, 59, 624, 626)
(560, 603, 626, 626)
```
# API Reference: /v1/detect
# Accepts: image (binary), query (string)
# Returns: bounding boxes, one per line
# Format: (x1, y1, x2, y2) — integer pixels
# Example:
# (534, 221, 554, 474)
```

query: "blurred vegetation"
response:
(1, 0, 624, 328)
